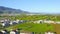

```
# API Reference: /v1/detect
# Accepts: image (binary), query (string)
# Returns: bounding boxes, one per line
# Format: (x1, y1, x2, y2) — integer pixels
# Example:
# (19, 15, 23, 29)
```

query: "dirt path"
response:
(52, 24, 60, 34)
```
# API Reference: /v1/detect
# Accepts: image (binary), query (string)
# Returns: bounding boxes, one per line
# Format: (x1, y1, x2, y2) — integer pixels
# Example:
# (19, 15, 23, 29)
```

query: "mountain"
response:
(0, 6, 30, 14)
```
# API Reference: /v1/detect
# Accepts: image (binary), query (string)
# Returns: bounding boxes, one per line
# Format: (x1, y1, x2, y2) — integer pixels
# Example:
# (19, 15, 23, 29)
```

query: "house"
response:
(9, 20, 18, 25)
(1, 23, 5, 27)
(9, 21, 13, 25)
(1, 22, 10, 27)
(10, 29, 19, 34)
(16, 19, 20, 23)
(10, 30, 16, 34)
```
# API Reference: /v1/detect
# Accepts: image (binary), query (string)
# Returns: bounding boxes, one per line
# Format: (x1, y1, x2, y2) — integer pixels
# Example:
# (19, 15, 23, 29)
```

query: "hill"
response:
(0, 6, 29, 14)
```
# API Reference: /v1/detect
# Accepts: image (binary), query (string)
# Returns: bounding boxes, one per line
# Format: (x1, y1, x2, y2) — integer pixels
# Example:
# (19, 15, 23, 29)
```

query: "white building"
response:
(20, 33, 29, 34)
(1, 22, 10, 27)
(10, 31, 16, 34)
(1, 23, 5, 26)
(10, 21, 17, 25)
(16, 19, 20, 23)
(45, 32, 54, 34)
(9, 21, 13, 25)
(1, 30, 6, 34)
(1, 30, 8, 34)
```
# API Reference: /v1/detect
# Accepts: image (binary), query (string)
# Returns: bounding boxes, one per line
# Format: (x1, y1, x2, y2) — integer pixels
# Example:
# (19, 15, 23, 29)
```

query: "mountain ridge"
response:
(0, 6, 30, 14)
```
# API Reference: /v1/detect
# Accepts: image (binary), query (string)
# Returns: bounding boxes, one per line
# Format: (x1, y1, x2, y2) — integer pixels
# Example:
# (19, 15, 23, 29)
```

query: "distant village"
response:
(0, 19, 26, 27)
(0, 18, 60, 27)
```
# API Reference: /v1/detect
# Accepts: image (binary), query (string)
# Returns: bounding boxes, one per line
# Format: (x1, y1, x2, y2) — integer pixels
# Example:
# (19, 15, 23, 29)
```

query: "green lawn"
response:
(6, 23, 54, 32)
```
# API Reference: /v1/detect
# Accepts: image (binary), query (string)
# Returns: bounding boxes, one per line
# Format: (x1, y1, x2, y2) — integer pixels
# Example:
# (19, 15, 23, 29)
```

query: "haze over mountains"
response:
(0, 6, 30, 14)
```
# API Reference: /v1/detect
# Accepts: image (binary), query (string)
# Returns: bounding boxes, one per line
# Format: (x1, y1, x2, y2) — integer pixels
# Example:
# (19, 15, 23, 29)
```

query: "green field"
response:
(6, 23, 54, 32)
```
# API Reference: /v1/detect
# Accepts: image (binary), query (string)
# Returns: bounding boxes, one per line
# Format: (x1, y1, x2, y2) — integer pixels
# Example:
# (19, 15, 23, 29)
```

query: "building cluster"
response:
(34, 19, 60, 24)
(0, 19, 60, 27)
(0, 29, 33, 34)
(0, 19, 26, 27)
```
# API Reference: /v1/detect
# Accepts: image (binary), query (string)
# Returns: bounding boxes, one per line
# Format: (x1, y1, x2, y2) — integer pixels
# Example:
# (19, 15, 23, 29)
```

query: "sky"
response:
(0, 0, 60, 14)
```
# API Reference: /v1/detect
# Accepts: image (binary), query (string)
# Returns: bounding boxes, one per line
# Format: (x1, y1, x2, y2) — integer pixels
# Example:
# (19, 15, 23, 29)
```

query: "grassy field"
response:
(6, 23, 54, 32)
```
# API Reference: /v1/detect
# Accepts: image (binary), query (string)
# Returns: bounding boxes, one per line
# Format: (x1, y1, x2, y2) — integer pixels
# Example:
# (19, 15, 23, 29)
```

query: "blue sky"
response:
(0, 0, 60, 14)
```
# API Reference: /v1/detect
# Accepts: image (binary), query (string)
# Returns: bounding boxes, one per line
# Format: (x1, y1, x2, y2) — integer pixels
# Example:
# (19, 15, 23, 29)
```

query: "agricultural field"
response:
(6, 23, 54, 32)
(5, 23, 54, 34)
